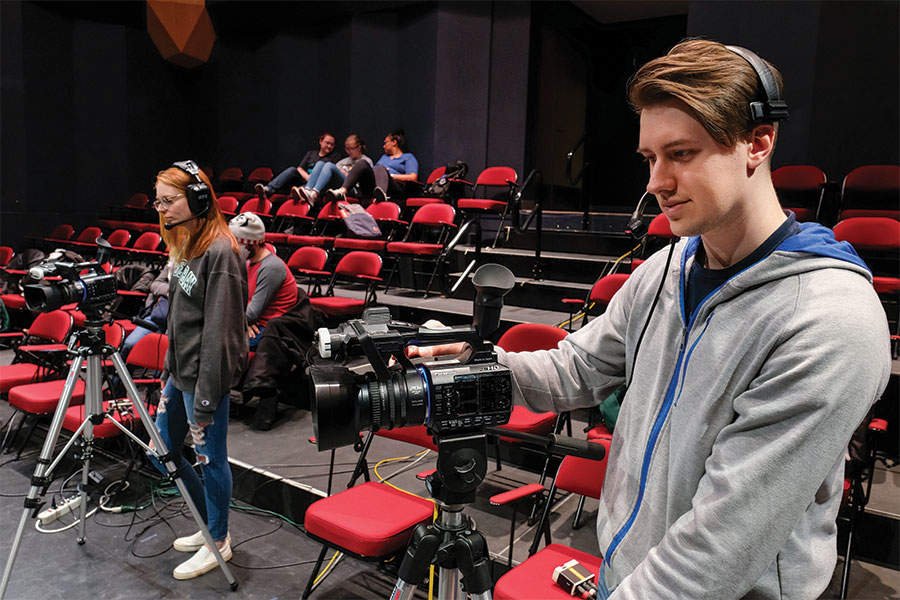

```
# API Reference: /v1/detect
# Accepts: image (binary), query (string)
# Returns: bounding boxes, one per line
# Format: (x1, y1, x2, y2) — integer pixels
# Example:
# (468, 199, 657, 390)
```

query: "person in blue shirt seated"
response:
(324, 128, 419, 207)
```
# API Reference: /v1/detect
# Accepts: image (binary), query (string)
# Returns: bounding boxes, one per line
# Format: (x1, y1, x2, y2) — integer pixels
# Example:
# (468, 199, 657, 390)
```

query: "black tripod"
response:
(389, 432, 494, 600)
(0, 311, 238, 597)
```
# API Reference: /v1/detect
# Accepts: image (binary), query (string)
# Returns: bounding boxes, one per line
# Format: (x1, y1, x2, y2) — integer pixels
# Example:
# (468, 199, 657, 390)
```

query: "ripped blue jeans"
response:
(149, 379, 231, 541)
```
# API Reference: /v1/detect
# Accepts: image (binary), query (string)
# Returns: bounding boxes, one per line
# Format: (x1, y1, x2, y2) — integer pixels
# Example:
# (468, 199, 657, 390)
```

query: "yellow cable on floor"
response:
(312, 550, 341, 585)
(373, 449, 434, 500)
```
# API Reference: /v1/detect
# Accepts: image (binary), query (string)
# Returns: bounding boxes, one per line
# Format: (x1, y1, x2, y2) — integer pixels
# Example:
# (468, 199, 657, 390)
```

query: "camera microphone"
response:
(131, 317, 159, 332)
(28, 264, 56, 280)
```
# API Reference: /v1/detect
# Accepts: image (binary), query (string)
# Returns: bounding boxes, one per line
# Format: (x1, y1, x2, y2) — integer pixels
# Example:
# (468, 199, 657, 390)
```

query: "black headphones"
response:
(171, 160, 212, 217)
(725, 45, 789, 123)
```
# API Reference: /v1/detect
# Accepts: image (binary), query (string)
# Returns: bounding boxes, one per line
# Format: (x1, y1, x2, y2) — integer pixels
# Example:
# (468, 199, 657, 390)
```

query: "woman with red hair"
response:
(152, 161, 247, 580)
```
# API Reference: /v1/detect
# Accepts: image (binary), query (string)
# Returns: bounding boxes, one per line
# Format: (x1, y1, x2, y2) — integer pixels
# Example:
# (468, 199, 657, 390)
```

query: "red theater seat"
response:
(562, 273, 629, 332)
(384, 203, 457, 297)
(457, 166, 518, 248)
(309, 251, 382, 317)
(494, 543, 603, 600)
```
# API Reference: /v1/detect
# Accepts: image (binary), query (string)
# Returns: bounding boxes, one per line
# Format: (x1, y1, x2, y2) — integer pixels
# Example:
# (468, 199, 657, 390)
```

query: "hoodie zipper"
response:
(603, 247, 716, 567)
(603, 326, 689, 565)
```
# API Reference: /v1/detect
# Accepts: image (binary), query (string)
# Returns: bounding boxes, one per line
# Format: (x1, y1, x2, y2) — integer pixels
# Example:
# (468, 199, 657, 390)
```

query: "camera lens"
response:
(364, 366, 429, 433)
(24, 281, 80, 313)
(309, 365, 430, 452)
(310, 366, 367, 452)
(23, 270, 118, 313)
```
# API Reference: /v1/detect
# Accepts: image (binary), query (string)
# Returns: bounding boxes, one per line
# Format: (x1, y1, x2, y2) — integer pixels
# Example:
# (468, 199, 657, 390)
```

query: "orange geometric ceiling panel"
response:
(147, 0, 216, 69)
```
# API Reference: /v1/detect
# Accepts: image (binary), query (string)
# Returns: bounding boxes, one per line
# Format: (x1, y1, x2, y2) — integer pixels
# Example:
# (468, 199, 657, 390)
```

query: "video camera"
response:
(309, 264, 518, 459)
(310, 307, 513, 452)
(23, 238, 118, 313)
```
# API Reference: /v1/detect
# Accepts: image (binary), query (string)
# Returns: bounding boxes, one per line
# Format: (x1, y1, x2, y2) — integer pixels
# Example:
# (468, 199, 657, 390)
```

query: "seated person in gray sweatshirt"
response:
(411, 40, 890, 599)
(289, 134, 374, 208)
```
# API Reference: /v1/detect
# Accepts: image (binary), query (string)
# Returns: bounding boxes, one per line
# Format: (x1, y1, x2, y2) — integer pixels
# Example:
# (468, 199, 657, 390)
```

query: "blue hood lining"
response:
(683, 222, 870, 275)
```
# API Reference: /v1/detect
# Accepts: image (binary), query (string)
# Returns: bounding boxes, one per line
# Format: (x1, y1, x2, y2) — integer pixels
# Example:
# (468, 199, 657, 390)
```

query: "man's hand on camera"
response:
(401, 319, 466, 359)
(405, 343, 469, 358)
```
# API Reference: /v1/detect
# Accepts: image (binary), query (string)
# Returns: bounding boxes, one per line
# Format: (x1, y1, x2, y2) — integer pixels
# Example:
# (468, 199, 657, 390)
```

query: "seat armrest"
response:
(490, 483, 546, 506)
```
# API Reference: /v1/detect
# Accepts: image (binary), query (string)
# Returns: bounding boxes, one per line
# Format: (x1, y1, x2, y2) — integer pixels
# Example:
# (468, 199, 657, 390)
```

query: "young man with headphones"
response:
(154, 160, 247, 580)
(415, 40, 890, 598)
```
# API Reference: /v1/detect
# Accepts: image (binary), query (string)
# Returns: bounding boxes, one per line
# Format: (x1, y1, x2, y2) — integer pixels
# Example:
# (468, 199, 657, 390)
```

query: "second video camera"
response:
(23, 239, 118, 313)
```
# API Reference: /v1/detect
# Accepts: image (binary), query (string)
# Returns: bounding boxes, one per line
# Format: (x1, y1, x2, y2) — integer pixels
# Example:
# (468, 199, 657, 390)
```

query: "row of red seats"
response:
(772, 164, 899, 225)
(0, 311, 167, 457)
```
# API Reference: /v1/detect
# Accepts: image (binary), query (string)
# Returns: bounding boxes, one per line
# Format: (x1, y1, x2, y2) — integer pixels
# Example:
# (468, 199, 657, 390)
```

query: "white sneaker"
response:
(173, 530, 206, 552)
(173, 535, 232, 580)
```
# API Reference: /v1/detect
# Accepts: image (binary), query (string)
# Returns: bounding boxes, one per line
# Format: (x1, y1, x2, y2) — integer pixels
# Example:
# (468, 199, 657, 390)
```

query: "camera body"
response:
(309, 306, 512, 452)
(24, 254, 118, 313)
(427, 360, 511, 433)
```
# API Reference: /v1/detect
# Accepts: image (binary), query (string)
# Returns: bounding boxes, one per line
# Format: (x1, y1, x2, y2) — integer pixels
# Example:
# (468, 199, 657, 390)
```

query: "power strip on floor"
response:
(37, 495, 83, 525)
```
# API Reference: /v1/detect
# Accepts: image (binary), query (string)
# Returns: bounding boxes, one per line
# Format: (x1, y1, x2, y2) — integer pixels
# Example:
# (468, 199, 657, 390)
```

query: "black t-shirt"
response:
(298, 149, 342, 172)
(685, 214, 801, 321)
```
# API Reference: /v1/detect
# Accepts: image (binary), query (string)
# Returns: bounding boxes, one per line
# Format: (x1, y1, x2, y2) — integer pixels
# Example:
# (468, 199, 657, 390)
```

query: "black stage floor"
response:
(1, 364, 898, 598)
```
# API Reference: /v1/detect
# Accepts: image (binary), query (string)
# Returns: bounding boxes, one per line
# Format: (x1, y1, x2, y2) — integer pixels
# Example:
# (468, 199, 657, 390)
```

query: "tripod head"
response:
(72, 309, 117, 359)
(426, 432, 489, 507)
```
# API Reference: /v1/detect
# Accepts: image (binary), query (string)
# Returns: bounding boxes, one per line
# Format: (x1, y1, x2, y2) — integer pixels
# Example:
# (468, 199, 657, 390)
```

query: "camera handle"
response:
(0, 319, 239, 597)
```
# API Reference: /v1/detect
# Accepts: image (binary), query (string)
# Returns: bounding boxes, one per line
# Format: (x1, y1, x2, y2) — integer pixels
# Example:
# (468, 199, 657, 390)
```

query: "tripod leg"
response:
(454, 529, 493, 600)
(392, 522, 443, 600)
(75, 354, 104, 544)
(439, 567, 462, 600)
(109, 352, 239, 590)
(1, 356, 85, 599)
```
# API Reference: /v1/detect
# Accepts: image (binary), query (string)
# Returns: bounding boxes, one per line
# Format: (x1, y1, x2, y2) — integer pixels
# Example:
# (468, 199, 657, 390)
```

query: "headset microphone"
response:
(725, 45, 789, 123)
(163, 213, 203, 230)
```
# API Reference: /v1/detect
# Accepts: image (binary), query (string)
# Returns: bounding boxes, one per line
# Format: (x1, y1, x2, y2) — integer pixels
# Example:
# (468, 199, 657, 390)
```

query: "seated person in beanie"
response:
(228, 213, 298, 350)
(255, 132, 342, 198)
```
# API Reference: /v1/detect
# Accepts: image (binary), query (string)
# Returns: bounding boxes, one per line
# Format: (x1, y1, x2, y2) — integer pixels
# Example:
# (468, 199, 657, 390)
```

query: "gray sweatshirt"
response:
(164, 237, 248, 425)
(496, 223, 890, 599)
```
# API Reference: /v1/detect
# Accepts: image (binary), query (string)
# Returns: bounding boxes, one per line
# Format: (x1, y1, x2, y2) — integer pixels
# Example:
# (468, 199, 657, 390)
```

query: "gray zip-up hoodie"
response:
(496, 223, 891, 599)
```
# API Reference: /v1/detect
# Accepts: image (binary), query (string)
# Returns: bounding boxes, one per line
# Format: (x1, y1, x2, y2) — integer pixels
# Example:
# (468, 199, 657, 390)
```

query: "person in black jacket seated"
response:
(241, 290, 323, 430)
(255, 131, 342, 198)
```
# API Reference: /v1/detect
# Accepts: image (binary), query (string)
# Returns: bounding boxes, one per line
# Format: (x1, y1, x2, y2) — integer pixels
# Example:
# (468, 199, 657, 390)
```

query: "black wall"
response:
(1, 1, 897, 251)
(0, 1, 531, 250)
(688, 0, 900, 179)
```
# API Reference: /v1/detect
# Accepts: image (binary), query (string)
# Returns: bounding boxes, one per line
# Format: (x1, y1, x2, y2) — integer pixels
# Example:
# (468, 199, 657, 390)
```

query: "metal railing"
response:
(510, 168, 546, 280)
